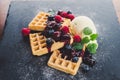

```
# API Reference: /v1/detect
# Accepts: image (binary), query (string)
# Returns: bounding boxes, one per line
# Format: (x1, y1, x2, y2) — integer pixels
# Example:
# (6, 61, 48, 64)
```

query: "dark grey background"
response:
(0, 0, 120, 80)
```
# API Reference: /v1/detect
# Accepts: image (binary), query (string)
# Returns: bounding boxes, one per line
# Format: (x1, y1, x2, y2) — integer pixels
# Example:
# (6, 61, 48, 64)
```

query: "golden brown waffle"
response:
(29, 33, 73, 56)
(28, 12, 50, 31)
(48, 45, 86, 75)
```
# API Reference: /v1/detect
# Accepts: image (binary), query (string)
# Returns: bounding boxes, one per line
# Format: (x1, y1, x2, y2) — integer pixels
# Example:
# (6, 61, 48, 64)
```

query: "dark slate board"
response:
(0, 0, 120, 80)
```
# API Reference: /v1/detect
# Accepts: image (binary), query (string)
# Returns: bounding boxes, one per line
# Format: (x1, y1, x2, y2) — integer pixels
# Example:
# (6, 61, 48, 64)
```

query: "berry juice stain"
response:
(47, 47, 51, 53)
(46, 38, 54, 53)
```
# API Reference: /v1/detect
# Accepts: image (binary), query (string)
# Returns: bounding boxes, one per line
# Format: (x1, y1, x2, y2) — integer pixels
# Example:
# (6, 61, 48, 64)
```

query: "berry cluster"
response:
(57, 10, 75, 20)
(42, 22, 70, 42)
(43, 10, 73, 43)
(80, 49, 96, 73)
(60, 44, 82, 63)
(42, 11, 74, 52)
(57, 33, 83, 63)
(83, 49, 96, 67)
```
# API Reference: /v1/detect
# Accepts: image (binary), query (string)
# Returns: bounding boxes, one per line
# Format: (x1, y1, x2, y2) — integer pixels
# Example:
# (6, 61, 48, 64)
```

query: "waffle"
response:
(48, 45, 86, 75)
(29, 33, 73, 56)
(28, 12, 50, 31)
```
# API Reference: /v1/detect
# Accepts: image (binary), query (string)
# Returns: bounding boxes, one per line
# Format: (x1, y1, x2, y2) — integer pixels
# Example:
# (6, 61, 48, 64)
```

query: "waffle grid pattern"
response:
(29, 33, 48, 56)
(29, 12, 50, 31)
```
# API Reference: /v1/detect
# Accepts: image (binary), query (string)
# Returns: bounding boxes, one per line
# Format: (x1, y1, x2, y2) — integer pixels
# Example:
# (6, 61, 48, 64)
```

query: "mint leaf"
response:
(90, 34, 98, 41)
(83, 27, 92, 35)
(87, 43, 97, 54)
(81, 37, 90, 44)
(73, 43, 83, 50)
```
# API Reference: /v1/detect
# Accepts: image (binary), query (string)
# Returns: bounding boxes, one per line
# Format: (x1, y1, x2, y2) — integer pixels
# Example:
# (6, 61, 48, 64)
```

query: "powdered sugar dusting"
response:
(42, 66, 55, 79)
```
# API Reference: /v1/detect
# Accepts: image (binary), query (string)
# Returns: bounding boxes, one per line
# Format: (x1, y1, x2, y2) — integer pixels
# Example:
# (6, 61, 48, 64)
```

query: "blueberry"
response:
(83, 57, 96, 67)
(64, 44, 72, 50)
(59, 48, 67, 58)
(43, 29, 54, 38)
(48, 15, 54, 21)
(63, 44, 73, 56)
(60, 34, 70, 42)
(48, 29, 54, 36)
(53, 23, 61, 30)
(60, 44, 72, 57)
(46, 38, 53, 44)
(46, 38, 54, 47)
(81, 64, 90, 73)
(67, 11, 72, 14)
(72, 57, 79, 62)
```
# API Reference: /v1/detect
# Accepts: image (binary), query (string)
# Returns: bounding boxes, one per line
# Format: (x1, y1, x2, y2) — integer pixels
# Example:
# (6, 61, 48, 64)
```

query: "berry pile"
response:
(83, 49, 96, 67)
(60, 44, 82, 62)
(57, 11, 75, 20)
(42, 10, 74, 43)
(41, 10, 75, 52)
(80, 49, 96, 73)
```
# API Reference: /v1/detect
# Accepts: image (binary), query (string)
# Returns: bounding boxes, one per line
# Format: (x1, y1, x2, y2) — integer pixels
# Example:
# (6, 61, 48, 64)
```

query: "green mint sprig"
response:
(87, 43, 97, 54)
(81, 37, 90, 44)
(90, 34, 98, 41)
(72, 43, 83, 51)
(83, 27, 92, 35)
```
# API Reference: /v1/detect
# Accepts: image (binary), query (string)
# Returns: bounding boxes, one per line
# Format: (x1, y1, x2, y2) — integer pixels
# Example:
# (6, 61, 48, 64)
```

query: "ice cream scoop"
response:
(71, 16, 97, 36)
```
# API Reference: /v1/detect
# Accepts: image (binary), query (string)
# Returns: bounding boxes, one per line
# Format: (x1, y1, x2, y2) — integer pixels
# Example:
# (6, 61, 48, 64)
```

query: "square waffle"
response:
(29, 33, 73, 56)
(48, 45, 86, 75)
(28, 12, 50, 31)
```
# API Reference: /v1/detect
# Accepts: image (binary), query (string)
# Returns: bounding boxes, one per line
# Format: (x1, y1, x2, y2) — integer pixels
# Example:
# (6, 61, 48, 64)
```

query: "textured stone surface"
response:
(0, 0, 120, 80)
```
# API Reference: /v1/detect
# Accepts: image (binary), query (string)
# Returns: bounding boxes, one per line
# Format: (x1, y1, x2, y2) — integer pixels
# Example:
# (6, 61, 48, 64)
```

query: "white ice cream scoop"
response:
(71, 16, 97, 36)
